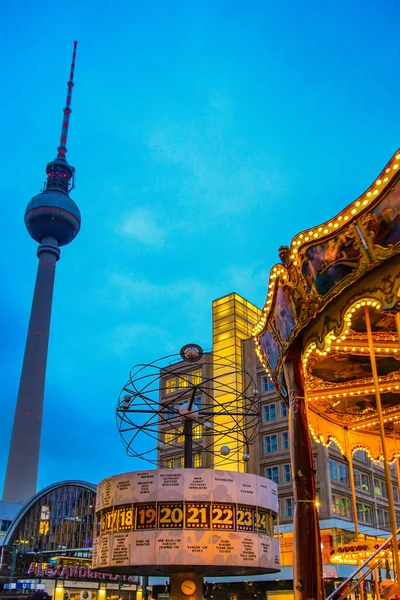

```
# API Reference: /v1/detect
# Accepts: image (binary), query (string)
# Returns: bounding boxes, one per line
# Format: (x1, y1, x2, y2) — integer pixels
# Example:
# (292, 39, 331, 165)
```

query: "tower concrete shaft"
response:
(2, 238, 59, 503)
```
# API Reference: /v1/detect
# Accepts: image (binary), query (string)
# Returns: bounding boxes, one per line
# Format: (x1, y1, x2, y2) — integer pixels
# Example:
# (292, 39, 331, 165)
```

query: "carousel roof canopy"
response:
(253, 149, 400, 461)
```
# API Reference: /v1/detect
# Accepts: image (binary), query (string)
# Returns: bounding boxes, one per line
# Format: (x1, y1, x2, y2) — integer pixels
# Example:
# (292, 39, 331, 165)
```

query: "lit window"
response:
(178, 430, 185, 444)
(341, 498, 351, 517)
(165, 378, 176, 394)
(354, 469, 369, 492)
(374, 479, 388, 498)
(332, 495, 351, 517)
(194, 452, 202, 467)
(193, 425, 202, 439)
(264, 434, 278, 453)
(192, 370, 202, 385)
(283, 464, 291, 483)
(266, 466, 279, 484)
(179, 456, 185, 468)
(177, 375, 189, 388)
(282, 431, 289, 449)
(357, 501, 372, 523)
(263, 404, 276, 422)
(284, 498, 294, 517)
(164, 430, 175, 445)
(163, 459, 174, 469)
(332, 494, 340, 515)
(280, 402, 288, 418)
(261, 375, 274, 392)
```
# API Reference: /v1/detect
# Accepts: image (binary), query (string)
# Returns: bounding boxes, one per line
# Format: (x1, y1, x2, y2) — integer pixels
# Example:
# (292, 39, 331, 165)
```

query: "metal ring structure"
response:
(116, 350, 260, 468)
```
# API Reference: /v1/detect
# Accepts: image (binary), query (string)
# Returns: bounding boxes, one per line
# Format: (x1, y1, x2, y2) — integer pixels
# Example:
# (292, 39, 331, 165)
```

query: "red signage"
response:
(27, 563, 138, 583)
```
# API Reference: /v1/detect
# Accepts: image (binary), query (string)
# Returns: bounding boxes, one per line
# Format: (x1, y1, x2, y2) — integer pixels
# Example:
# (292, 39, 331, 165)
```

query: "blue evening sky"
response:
(1, 0, 399, 491)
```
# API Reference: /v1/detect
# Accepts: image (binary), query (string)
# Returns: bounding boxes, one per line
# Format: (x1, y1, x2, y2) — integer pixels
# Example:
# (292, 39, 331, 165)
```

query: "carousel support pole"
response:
(374, 568, 381, 600)
(283, 346, 324, 600)
(395, 313, 400, 344)
(393, 433, 400, 498)
(345, 429, 360, 542)
(365, 306, 400, 581)
(345, 429, 364, 600)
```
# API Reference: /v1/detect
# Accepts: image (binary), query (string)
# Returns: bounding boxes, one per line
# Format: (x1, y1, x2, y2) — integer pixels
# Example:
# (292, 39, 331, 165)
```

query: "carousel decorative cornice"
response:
(290, 151, 400, 254)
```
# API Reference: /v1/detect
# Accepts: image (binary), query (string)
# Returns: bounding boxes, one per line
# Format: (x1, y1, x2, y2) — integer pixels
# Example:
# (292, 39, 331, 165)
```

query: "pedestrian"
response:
(332, 581, 350, 600)
(380, 580, 399, 600)
(31, 591, 52, 600)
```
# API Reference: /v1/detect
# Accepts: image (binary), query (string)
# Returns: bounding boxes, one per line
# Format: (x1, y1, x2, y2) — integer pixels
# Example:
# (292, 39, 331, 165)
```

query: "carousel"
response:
(253, 149, 400, 600)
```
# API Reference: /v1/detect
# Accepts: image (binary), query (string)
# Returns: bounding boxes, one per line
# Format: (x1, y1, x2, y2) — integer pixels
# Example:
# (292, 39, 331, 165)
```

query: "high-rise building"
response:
(157, 293, 261, 471)
(3, 42, 81, 504)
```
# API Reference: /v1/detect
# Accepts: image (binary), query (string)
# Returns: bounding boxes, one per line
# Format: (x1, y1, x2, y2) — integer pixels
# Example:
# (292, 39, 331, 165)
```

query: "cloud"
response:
(145, 94, 285, 216)
(118, 207, 168, 248)
(108, 272, 215, 308)
(108, 322, 168, 356)
(225, 264, 270, 303)
(107, 265, 268, 315)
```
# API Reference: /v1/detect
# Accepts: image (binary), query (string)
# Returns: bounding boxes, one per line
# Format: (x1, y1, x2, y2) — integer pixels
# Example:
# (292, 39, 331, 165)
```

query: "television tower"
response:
(2, 42, 81, 504)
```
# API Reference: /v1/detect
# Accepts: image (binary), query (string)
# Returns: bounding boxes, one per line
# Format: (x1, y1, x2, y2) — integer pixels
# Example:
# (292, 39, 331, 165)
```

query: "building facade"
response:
(0, 482, 137, 600)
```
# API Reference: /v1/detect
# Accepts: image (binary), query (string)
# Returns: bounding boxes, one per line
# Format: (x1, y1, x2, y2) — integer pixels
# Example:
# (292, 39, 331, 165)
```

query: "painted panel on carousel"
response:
(365, 178, 400, 249)
(260, 328, 280, 371)
(301, 230, 360, 297)
(273, 286, 296, 340)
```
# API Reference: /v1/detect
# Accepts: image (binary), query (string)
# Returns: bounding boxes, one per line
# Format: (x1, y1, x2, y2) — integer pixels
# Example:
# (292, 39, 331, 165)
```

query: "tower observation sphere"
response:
(2, 41, 81, 504)
(25, 157, 81, 246)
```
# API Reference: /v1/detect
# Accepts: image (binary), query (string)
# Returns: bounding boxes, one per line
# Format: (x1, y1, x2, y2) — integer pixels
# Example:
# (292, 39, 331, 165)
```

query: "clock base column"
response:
(170, 572, 204, 600)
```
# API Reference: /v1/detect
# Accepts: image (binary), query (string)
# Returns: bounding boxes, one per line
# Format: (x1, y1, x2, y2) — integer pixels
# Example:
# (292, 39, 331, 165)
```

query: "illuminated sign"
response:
(26, 563, 138, 582)
(40, 504, 50, 535)
(4, 584, 45, 590)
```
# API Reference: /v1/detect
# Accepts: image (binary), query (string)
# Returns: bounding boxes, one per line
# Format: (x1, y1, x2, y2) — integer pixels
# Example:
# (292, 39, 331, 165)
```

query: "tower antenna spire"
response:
(3, 41, 81, 504)
(57, 40, 78, 160)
